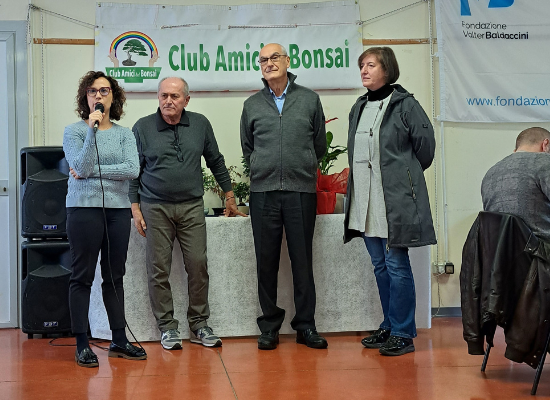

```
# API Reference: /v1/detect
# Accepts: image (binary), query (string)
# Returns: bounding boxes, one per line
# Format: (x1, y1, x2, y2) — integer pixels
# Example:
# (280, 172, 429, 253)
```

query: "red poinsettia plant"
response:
(316, 117, 349, 214)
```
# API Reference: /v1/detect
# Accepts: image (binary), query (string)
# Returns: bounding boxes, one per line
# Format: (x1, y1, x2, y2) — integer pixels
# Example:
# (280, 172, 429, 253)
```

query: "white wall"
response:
(0, 0, 28, 21)
(13, 0, 544, 309)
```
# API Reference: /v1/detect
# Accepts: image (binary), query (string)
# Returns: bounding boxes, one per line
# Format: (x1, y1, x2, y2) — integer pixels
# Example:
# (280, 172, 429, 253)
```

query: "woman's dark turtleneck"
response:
(366, 84, 393, 101)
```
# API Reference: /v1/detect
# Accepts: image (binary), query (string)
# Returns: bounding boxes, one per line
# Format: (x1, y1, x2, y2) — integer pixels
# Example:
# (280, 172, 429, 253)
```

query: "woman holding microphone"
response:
(63, 71, 146, 367)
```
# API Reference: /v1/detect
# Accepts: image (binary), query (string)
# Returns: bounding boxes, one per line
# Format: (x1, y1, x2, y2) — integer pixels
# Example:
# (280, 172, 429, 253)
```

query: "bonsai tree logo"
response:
(122, 39, 148, 66)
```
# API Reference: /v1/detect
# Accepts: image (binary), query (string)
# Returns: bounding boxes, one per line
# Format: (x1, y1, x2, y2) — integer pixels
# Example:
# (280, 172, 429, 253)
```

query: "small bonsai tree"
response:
(122, 39, 148, 66)
(202, 166, 241, 206)
(233, 181, 250, 205)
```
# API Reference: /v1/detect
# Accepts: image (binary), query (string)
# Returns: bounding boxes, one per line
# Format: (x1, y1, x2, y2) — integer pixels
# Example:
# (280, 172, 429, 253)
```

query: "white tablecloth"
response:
(89, 214, 431, 341)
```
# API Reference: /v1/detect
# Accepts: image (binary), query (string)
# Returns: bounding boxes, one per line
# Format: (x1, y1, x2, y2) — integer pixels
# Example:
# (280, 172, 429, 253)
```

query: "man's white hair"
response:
(157, 76, 189, 97)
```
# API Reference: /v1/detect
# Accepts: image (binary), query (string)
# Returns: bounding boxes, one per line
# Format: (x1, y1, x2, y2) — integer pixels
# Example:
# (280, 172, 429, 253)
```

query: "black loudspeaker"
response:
(21, 240, 72, 337)
(21, 147, 69, 238)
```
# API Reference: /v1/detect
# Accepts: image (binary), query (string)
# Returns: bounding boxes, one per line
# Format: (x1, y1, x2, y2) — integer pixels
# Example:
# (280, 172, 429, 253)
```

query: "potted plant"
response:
(230, 156, 251, 214)
(233, 181, 250, 214)
(317, 118, 349, 214)
(202, 166, 242, 215)
(318, 118, 347, 175)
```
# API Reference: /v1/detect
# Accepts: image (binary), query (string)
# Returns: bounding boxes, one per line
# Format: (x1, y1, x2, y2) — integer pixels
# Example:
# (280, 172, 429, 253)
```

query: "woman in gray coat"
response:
(343, 47, 436, 356)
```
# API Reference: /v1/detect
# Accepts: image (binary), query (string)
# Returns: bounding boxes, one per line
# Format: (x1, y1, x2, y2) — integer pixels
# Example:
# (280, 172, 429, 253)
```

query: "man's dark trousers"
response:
(249, 190, 318, 333)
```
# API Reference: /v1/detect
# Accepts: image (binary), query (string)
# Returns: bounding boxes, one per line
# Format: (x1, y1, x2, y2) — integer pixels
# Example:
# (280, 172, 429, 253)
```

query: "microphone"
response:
(93, 103, 104, 132)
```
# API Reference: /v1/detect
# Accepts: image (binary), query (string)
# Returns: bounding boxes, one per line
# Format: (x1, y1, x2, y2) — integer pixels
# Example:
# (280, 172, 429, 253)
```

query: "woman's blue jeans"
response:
(363, 236, 417, 339)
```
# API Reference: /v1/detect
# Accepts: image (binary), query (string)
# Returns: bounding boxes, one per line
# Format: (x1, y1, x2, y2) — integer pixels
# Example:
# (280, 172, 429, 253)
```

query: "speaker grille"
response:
(21, 266, 72, 334)
(22, 176, 68, 237)
(21, 240, 72, 335)
(20, 147, 69, 238)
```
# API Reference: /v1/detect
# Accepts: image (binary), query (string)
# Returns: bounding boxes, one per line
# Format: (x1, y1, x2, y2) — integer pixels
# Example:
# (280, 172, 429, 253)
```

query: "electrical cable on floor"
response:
(48, 337, 110, 351)
(217, 349, 239, 400)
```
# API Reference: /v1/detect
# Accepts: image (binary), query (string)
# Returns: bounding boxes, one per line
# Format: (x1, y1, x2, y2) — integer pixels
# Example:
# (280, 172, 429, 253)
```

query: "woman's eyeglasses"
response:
(87, 87, 111, 97)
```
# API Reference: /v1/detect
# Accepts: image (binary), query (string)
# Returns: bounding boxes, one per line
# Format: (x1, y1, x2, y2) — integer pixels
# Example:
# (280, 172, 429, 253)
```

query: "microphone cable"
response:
(93, 122, 145, 353)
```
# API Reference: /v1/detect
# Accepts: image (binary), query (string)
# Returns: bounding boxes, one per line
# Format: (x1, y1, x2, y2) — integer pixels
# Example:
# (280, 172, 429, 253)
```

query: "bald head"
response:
(515, 127, 550, 153)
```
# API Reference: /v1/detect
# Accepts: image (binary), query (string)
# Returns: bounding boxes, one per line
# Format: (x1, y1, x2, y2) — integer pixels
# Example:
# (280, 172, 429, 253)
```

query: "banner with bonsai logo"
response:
(94, 1, 362, 92)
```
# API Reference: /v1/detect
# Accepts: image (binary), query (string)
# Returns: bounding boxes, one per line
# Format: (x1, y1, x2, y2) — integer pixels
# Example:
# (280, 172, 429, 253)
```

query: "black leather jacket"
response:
(460, 212, 550, 368)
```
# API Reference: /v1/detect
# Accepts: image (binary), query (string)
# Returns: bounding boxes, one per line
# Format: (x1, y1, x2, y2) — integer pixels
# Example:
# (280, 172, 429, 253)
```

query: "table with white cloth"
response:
(89, 214, 431, 341)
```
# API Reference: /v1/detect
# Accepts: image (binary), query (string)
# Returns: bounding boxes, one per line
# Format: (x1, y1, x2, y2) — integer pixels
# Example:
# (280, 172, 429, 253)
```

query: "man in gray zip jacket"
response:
(240, 43, 327, 350)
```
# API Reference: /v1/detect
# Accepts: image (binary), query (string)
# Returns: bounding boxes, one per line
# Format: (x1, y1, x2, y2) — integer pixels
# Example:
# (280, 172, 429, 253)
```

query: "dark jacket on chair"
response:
(460, 211, 550, 368)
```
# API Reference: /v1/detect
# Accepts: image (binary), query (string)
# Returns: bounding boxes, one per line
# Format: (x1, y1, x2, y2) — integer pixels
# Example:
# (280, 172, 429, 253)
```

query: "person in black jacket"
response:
(343, 47, 436, 356)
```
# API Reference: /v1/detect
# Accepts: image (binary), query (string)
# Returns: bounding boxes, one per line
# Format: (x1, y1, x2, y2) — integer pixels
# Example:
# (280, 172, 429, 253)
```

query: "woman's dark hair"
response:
(357, 47, 400, 85)
(75, 71, 126, 121)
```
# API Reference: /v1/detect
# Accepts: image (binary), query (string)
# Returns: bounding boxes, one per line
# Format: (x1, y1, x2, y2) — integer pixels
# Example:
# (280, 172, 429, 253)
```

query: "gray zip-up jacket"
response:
(240, 72, 327, 193)
(344, 85, 436, 247)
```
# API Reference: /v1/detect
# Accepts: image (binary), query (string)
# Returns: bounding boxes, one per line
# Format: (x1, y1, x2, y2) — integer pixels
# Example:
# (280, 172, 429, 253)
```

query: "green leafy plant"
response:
(318, 118, 347, 175)
(232, 156, 251, 205)
(241, 155, 250, 178)
(202, 166, 242, 206)
(233, 181, 250, 205)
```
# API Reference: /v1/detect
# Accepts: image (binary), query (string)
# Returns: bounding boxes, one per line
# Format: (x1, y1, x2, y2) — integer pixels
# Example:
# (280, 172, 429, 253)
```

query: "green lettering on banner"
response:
(187, 51, 198, 71)
(252, 51, 260, 71)
(162, 40, 350, 75)
(200, 44, 210, 71)
(215, 46, 227, 71)
(289, 44, 300, 68)
(302, 50, 312, 69)
(313, 49, 324, 68)
(325, 48, 334, 68)
(181, 44, 186, 70)
(335, 48, 344, 68)
(228, 51, 244, 71)
(169, 45, 179, 71)
(106, 67, 162, 83)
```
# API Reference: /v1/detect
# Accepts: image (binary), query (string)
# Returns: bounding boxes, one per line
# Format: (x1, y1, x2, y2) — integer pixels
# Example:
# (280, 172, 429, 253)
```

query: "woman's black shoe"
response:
(379, 335, 415, 356)
(75, 347, 99, 368)
(361, 328, 391, 348)
(108, 342, 147, 360)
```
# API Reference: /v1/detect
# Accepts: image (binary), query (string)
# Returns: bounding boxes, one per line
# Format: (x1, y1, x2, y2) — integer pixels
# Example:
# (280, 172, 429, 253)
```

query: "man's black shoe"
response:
(379, 335, 415, 356)
(296, 329, 328, 349)
(361, 328, 391, 348)
(108, 342, 147, 360)
(75, 347, 99, 368)
(258, 331, 279, 350)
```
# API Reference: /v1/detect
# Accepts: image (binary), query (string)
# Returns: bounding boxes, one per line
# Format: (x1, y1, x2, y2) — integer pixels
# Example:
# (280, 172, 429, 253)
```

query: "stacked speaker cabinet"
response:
(20, 147, 72, 338)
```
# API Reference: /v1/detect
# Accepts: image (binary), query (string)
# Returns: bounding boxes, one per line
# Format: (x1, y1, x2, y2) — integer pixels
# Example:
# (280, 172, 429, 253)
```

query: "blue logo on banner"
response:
(461, 0, 514, 16)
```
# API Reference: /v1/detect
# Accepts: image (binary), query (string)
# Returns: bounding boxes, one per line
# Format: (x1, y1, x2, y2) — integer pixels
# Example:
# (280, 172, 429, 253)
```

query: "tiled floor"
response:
(0, 318, 548, 399)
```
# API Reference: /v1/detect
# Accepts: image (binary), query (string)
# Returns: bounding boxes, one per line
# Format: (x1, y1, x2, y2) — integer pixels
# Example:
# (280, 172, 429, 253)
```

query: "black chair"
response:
(461, 211, 550, 395)
(481, 332, 550, 395)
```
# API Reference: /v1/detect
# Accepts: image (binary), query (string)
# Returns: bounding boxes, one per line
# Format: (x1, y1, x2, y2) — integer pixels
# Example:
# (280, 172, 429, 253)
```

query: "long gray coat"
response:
(343, 85, 437, 248)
